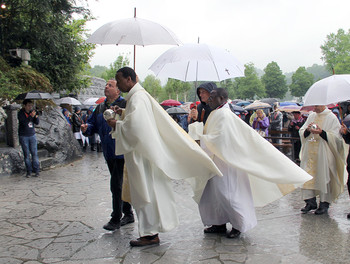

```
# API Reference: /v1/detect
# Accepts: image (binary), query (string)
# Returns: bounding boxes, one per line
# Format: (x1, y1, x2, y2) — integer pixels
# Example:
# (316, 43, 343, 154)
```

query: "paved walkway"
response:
(1, 151, 350, 264)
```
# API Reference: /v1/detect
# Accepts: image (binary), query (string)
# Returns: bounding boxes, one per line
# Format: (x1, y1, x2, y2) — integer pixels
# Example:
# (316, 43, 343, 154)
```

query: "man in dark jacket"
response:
(18, 99, 40, 177)
(191, 82, 217, 124)
(340, 123, 350, 219)
(81, 80, 134, 231)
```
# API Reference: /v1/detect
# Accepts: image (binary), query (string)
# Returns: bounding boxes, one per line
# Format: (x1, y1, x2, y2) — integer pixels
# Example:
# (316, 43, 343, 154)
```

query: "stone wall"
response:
(78, 77, 106, 103)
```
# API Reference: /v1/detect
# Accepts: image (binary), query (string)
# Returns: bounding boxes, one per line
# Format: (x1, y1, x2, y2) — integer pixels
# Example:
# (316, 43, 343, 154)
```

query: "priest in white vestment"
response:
(190, 88, 312, 238)
(109, 67, 222, 247)
(299, 105, 347, 215)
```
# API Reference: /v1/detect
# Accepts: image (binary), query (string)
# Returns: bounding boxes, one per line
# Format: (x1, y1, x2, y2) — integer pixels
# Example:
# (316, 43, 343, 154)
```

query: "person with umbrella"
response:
(340, 123, 350, 219)
(299, 105, 346, 215)
(190, 82, 217, 125)
(18, 99, 40, 177)
(288, 111, 306, 164)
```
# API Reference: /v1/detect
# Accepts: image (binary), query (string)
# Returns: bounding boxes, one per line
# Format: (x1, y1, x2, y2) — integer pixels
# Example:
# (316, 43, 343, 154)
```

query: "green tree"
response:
(142, 75, 162, 101)
(1, 0, 94, 92)
(306, 64, 331, 81)
(321, 28, 350, 74)
(261, 61, 287, 99)
(234, 63, 265, 100)
(289, 67, 314, 98)
(100, 54, 130, 81)
(164, 78, 191, 101)
(220, 79, 235, 99)
(88, 65, 108, 78)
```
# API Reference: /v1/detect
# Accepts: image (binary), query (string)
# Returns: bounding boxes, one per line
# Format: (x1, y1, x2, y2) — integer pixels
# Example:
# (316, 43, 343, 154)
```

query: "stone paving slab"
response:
(1, 152, 350, 263)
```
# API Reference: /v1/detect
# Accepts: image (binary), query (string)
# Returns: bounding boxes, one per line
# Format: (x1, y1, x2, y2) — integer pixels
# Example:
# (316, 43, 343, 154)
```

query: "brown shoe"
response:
(129, 234, 160, 247)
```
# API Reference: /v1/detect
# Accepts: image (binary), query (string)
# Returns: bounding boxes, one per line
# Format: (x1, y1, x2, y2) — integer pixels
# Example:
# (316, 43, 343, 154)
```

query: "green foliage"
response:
(0, 56, 52, 103)
(321, 28, 350, 74)
(142, 75, 162, 100)
(100, 55, 130, 81)
(306, 64, 331, 81)
(164, 78, 192, 102)
(220, 79, 235, 99)
(289, 67, 314, 98)
(88, 65, 108, 78)
(1, 0, 94, 92)
(261, 61, 287, 99)
(234, 63, 265, 100)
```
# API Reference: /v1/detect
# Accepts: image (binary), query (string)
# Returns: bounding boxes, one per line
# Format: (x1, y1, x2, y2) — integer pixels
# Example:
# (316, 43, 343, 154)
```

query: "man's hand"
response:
(111, 105, 123, 116)
(309, 123, 322, 134)
(106, 119, 117, 129)
(81, 124, 88, 133)
(340, 123, 348, 135)
(30, 110, 36, 118)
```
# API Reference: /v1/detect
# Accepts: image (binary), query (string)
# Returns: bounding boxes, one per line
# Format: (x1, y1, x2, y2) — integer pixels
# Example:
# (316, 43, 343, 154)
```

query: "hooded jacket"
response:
(196, 82, 217, 124)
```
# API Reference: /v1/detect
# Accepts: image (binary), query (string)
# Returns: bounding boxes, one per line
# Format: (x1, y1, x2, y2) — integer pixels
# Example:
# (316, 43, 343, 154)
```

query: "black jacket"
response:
(18, 108, 39, 136)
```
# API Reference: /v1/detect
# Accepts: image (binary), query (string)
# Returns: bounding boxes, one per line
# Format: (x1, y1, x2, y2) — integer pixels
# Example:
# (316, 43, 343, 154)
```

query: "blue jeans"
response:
(19, 135, 40, 174)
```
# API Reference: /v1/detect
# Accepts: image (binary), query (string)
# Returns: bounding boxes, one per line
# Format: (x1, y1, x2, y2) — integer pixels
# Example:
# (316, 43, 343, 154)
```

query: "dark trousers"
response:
(106, 158, 133, 223)
(347, 153, 350, 197)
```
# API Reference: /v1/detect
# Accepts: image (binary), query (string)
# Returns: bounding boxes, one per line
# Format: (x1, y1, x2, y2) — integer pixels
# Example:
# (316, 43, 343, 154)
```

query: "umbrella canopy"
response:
(87, 8, 181, 69)
(343, 114, 350, 127)
(87, 17, 181, 46)
(230, 103, 247, 113)
(260, 98, 279, 106)
(57, 97, 81, 106)
(236, 101, 252, 107)
(244, 100, 272, 110)
(166, 107, 188, 115)
(303, 74, 350, 106)
(278, 105, 303, 113)
(95, 96, 106, 104)
(149, 43, 245, 82)
(83, 97, 99, 105)
(280, 101, 299, 106)
(14, 90, 53, 101)
(160, 99, 181, 106)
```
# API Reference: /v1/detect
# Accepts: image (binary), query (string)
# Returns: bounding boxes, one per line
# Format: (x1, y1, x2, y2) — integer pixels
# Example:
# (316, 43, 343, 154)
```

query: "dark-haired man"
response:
(109, 67, 222, 247)
(18, 99, 40, 177)
(195, 88, 312, 238)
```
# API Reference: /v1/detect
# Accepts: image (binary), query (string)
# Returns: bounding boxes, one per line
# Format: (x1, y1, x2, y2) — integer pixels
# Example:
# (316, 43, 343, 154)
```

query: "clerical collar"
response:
(216, 102, 227, 109)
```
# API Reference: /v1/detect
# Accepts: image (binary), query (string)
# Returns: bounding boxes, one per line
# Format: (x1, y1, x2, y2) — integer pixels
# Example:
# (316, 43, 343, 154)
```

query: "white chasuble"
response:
(112, 83, 222, 236)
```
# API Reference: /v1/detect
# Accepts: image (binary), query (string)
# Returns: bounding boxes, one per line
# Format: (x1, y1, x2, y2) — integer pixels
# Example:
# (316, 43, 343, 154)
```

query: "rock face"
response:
(36, 106, 83, 163)
(0, 106, 82, 176)
(78, 77, 106, 103)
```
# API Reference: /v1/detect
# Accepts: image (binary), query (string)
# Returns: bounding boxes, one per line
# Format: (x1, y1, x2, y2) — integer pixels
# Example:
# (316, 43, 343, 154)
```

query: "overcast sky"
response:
(84, 0, 350, 82)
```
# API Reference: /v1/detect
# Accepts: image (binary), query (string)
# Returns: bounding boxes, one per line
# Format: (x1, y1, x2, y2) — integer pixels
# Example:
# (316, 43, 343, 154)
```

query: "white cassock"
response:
(299, 108, 347, 202)
(112, 83, 222, 237)
(190, 103, 312, 233)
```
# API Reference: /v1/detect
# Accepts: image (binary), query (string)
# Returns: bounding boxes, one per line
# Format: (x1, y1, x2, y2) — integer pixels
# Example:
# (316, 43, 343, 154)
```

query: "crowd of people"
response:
(17, 66, 350, 249)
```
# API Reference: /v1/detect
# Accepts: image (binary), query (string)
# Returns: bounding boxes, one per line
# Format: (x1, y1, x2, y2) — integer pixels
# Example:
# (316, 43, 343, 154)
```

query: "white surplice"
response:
(192, 103, 312, 208)
(299, 108, 347, 202)
(112, 83, 222, 237)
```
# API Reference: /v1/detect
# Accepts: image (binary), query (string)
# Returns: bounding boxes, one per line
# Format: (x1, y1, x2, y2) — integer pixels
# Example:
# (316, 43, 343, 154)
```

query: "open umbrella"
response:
(14, 90, 53, 100)
(149, 43, 245, 82)
(230, 103, 247, 113)
(278, 105, 303, 113)
(303, 74, 350, 106)
(244, 100, 272, 110)
(87, 8, 181, 69)
(280, 101, 299, 106)
(260, 98, 279, 106)
(57, 97, 81, 106)
(83, 97, 99, 105)
(95, 96, 106, 104)
(160, 99, 181, 106)
(166, 107, 188, 115)
(236, 101, 252, 107)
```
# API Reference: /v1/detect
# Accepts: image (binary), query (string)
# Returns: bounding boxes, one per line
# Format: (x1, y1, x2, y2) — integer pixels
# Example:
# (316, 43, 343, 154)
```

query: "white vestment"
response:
(112, 83, 222, 237)
(191, 104, 312, 210)
(299, 108, 347, 202)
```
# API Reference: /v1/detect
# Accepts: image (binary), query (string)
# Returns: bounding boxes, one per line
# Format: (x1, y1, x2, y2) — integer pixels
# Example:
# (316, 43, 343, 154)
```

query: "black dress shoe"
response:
(314, 202, 329, 215)
(227, 228, 241, 239)
(204, 224, 226, 234)
(347, 213, 350, 219)
(130, 234, 159, 247)
(301, 203, 317, 213)
(120, 215, 135, 226)
(103, 221, 120, 231)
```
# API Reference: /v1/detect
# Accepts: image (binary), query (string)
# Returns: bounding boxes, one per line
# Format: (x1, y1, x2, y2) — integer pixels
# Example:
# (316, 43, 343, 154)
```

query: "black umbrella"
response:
(14, 90, 53, 101)
(230, 103, 247, 113)
(166, 107, 188, 115)
(260, 98, 279, 106)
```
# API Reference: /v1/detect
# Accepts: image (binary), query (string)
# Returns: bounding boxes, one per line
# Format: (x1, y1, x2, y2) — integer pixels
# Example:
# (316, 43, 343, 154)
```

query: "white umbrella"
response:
(303, 74, 350, 106)
(244, 100, 272, 110)
(83, 97, 99, 105)
(58, 97, 81, 106)
(87, 8, 182, 69)
(149, 43, 245, 82)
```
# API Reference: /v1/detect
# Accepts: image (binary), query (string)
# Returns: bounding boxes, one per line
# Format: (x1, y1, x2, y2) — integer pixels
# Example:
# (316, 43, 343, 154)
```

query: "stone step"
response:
(39, 157, 54, 170)
(37, 149, 49, 159)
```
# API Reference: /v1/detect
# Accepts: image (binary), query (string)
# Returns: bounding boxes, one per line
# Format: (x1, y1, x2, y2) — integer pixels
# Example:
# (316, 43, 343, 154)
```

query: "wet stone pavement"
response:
(1, 151, 350, 264)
